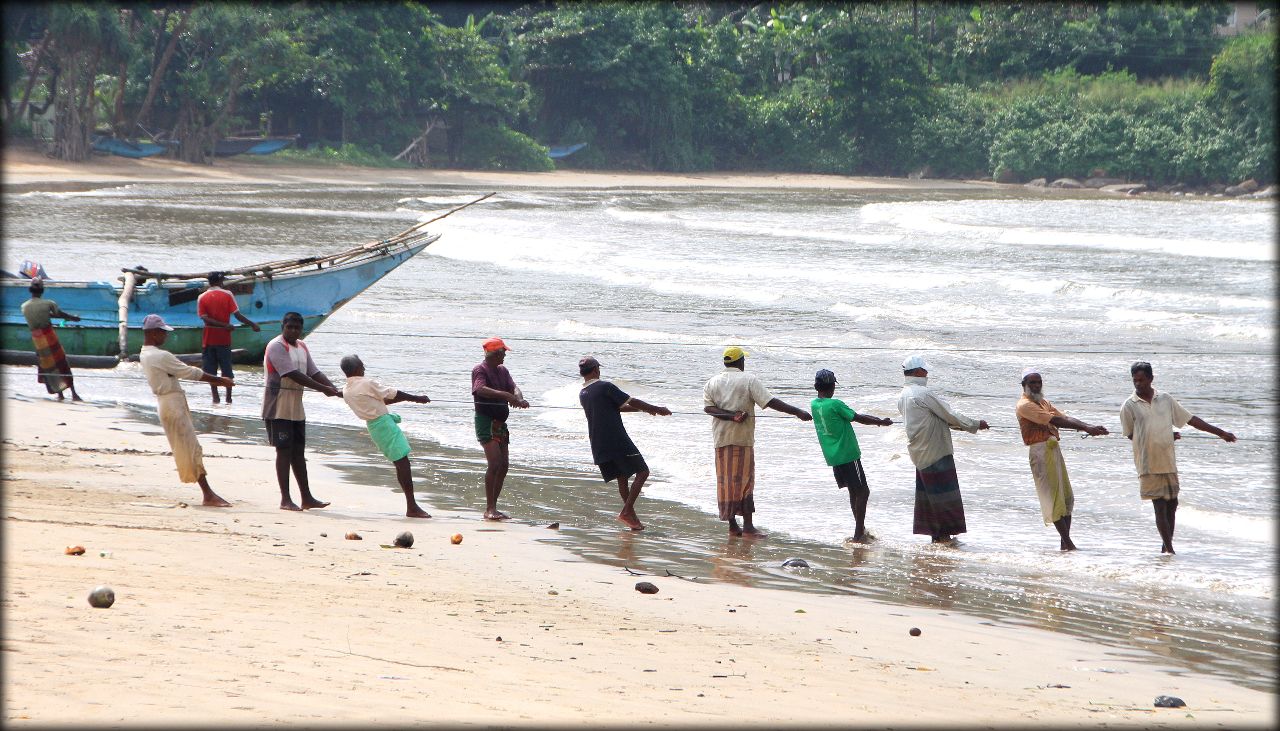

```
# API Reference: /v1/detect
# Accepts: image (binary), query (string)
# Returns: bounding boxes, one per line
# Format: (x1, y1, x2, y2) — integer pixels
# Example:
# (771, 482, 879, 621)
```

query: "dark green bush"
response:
(455, 125, 554, 171)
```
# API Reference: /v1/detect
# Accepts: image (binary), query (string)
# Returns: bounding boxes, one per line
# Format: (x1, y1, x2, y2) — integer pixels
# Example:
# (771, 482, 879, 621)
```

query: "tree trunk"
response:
(112, 10, 139, 138)
(14, 31, 52, 121)
(133, 7, 191, 130)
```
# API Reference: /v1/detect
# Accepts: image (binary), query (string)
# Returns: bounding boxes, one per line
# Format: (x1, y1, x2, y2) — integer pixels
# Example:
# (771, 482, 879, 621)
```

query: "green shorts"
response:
(367, 413, 411, 462)
(474, 412, 510, 445)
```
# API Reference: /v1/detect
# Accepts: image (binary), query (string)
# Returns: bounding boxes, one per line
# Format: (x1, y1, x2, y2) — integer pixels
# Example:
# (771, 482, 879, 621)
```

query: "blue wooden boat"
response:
(92, 136, 168, 159)
(548, 142, 587, 159)
(214, 135, 297, 157)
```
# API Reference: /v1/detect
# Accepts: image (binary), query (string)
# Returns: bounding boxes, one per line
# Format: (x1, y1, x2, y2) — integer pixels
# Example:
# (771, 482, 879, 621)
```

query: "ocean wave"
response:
(17, 184, 141, 199)
(555, 320, 705, 344)
(604, 206, 902, 246)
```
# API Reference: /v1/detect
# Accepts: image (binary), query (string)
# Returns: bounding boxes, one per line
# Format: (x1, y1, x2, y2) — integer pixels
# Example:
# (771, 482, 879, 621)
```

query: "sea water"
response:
(4, 181, 1274, 691)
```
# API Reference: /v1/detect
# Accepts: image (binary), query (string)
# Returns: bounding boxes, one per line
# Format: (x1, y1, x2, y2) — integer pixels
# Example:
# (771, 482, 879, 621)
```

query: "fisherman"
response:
(1015, 368, 1108, 551)
(339, 354, 433, 518)
(703, 346, 812, 538)
(262, 311, 341, 511)
(471, 337, 528, 520)
(1119, 361, 1236, 554)
(896, 355, 989, 544)
(197, 271, 260, 404)
(20, 277, 82, 401)
(138, 314, 234, 507)
(809, 368, 892, 543)
(577, 356, 672, 531)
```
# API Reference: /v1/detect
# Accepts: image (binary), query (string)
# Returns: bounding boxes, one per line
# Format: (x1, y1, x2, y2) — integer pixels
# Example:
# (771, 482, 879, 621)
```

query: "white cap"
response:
(1021, 367, 1041, 379)
(142, 314, 173, 331)
(902, 354, 929, 372)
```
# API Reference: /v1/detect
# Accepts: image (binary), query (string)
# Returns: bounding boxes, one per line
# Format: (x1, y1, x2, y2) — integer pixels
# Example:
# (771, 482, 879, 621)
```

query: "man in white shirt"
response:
(138, 314, 235, 507)
(1119, 361, 1235, 554)
(897, 354, 989, 544)
(703, 346, 811, 537)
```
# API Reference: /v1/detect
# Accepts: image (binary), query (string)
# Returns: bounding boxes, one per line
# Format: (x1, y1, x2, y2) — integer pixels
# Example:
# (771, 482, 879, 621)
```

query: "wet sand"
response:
(2, 393, 1273, 726)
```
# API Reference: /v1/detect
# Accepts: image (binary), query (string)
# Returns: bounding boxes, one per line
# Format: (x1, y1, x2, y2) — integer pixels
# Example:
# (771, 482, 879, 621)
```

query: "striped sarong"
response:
(913, 454, 967, 537)
(29, 326, 72, 394)
(1028, 438, 1073, 524)
(715, 445, 755, 520)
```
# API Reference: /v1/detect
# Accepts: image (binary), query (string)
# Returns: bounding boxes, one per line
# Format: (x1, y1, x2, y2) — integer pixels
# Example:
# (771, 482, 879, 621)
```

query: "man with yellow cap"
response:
(1015, 367, 1108, 551)
(703, 346, 812, 537)
(472, 337, 528, 520)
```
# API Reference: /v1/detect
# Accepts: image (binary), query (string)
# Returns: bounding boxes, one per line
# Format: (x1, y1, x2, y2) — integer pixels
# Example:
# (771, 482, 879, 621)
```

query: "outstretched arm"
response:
(621, 397, 671, 416)
(283, 370, 339, 397)
(51, 306, 81, 322)
(233, 311, 261, 332)
(765, 397, 812, 421)
(475, 385, 528, 408)
(1188, 415, 1236, 442)
(1049, 414, 1108, 436)
(854, 413, 892, 426)
(386, 390, 431, 405)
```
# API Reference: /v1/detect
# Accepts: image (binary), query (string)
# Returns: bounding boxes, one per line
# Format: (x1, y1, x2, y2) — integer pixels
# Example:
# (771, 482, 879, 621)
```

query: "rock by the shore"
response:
(1154, 695, 1186, 708)
(1100, 183, 1147, 195)
(1085, 176, 1127, 188)
(1246, 184, 1278, 199)
(1025, 178, 1047, 188)
(1225, 179, 1260, 196)
(781, 558, 810, 569)
(1050, 178, 1083, 189)
(635, 581, 659, 595)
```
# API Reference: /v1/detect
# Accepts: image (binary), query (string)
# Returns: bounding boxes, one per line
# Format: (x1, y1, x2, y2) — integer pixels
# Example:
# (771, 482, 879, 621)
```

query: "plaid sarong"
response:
(29, 326, 72, 394)
(913, 454, 967, 537)
(715, 445, 755, 520)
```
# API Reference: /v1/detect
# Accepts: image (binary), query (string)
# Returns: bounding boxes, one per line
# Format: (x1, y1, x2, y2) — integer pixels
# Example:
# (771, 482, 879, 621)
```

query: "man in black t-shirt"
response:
(578, 356, 671, 530)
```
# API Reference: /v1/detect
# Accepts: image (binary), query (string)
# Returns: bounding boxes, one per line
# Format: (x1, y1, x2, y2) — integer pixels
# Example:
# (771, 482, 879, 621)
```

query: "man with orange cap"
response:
(472, 337, 529, 520)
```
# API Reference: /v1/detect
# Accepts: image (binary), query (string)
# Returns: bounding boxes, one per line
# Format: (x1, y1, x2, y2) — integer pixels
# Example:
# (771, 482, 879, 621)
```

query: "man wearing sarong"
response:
(703, 346, 811, 538)
(339, 354, 433, 518)
(1119, 361, 1235, 555)
(262, 311, 341, 511)
(197, 271, 259, 404)
(138, 314, 234, 507)
(896, 354, 989, 544)
(471, 337, 529, 521)
(21, 277, 82, 401)
(1015, 368, 1108, 551)
(577, 356, 672, 531)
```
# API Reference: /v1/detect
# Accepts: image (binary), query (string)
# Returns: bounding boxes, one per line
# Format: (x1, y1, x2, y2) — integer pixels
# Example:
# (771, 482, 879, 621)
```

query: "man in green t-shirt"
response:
(810, 369, 892, 543)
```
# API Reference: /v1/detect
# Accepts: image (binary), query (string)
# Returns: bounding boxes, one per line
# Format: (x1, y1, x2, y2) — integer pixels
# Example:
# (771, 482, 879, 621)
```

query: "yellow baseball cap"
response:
(723, 346, 747, 363)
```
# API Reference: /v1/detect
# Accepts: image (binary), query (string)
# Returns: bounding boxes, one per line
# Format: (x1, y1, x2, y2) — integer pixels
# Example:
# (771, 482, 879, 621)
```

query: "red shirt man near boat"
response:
(197, 272, 259, 404)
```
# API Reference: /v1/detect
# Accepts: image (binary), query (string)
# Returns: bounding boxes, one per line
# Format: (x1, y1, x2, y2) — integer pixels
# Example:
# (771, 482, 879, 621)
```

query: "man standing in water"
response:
(262, 312, 340, 511)
(472, 337, 528, 520)
(810, 368, 892, 543)
(21, 277, 82, 401)
(1015, 368, 1108, 551)
(897, 355, 989, 544)
(703, 346, 812, 538)
(138, 314, 234, 507)
(1119, 361, 1235, 554)
(577, 356, 672, 531)
(197, 271, 260, 404)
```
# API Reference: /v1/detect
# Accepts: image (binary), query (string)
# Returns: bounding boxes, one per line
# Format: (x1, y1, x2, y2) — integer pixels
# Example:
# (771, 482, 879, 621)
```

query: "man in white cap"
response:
(1015, 368, 1108, 550)
(138, 314, 235, 507)
(703, 346, 812, 537)
(897, 354, 989, 544)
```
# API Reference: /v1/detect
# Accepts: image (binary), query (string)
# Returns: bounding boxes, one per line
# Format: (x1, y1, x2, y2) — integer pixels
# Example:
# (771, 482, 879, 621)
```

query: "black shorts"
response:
(266, 419, 306, 449)
(833, 459, 869, 497)
(599, 454, 648, 483)
(201, 344, 233, 378)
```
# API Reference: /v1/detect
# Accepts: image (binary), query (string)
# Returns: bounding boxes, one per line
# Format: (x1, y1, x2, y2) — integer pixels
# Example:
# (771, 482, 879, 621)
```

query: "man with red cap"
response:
(472, 337, 528, 520)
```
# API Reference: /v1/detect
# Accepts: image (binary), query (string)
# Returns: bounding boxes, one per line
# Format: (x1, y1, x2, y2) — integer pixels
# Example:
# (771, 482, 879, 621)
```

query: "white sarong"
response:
(157, 391, 205, 483)
(1028, 437, 1073, 524)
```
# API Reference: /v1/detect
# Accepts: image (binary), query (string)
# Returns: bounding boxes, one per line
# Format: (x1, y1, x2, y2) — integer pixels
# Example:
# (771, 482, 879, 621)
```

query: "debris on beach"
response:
(64, 545, 85, 556)
(320, 532, 327, 538)
(394, 531, 414, 548)
(546, 522, 560, 529)
(450, 533, 464, 545)
(909, 627, 922, 636)
(87, 586, 115, 609)
(635, 581, 659, 594)
(781, 558, 809, 569)
(1154, 695, 1186, 708)
(345, 532, 362, 541)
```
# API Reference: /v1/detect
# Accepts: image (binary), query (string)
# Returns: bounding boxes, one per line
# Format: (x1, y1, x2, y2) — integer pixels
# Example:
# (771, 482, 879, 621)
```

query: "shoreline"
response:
(2, 391, 1275, 725)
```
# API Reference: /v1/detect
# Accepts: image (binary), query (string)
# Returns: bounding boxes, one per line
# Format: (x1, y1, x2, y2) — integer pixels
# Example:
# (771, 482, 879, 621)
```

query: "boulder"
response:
(1024, 178, 1047, 188)
(1246, 184, 1278, 199)
(781, 558, 810, 569)
(1085, 176, 1127, 188)
(1050, 178, 1084, 189)
(634, 581, 659, 595)
(1225, 179, 1260, 196)
(1100, 183, 1147, 195)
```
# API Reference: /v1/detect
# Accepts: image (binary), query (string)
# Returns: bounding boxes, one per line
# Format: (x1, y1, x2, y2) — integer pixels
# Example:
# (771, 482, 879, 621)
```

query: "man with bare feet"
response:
(810, 368, 892, 543)
(1016, 368, 1109, 551)
(472, 337, 528, 520)
(339, 354, 433, 518)
(197, 271, 259, 404)
(21, 277, 82, 401)
(262, 312, 340, 511)
(704, 346, 812, 538)
(577, 356, 671, 530)
(138, 314, 234, 507)
(1120, 361, 1235, 555)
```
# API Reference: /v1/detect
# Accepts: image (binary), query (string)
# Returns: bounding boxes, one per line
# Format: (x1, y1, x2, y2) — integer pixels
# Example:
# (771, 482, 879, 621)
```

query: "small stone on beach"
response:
(781, 558, 809, 569)
(1154, 695, 1186, 708)
(909, 627, 922, 636)
(635, 581, 659, 594)
(345, 532, 362, 541)
(320, 532, 327, 538)
(546, 522, 560, 529)
(394, 531, 414, 548)
(88, 586, 115, 609)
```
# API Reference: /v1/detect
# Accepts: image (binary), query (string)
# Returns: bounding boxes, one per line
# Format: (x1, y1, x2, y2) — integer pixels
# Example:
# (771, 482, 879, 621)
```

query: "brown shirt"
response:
(1016, 395, 1063, 446)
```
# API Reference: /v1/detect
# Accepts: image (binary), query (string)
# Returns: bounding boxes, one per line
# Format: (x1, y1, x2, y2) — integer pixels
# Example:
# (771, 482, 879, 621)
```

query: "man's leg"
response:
(220, 348, 234, 403)
(1167, 497, 1178, 552)
(276, 446, 300, 510)
(197, 474, 232, 507)
(618, 469, 647, 530)
(394, 456, 430, 518)
(1052, 517, 1077, 551)
(291, 447, 328, 509)
(1153, 498, 1174, 554)
(203, 348, 220, 404)
(482, 439, 509, 520)
(849, 488, 869, 542)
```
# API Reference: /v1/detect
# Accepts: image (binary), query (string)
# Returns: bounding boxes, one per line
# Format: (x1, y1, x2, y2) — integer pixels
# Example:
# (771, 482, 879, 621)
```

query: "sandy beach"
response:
(2, 393, 1274, 727)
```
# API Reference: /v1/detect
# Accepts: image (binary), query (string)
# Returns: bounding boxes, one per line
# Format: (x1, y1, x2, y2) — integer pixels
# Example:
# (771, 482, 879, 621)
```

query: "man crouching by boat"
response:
(21, 277, 82, 401)
(139, 314, 234, 507)
(263, 311, 341, 511)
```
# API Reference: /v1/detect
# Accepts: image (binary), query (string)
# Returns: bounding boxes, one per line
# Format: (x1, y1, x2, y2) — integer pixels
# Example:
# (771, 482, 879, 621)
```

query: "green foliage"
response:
(272, 143, 411, 168)
(455, 125, 554, 171)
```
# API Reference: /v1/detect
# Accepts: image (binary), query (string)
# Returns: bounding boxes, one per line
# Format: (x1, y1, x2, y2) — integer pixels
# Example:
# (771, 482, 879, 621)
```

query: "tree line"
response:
(3, 1, 1275, 185)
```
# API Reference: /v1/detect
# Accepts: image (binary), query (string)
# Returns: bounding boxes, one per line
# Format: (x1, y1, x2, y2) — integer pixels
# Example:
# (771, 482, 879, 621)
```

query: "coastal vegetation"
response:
(3, 1, 1274, 185)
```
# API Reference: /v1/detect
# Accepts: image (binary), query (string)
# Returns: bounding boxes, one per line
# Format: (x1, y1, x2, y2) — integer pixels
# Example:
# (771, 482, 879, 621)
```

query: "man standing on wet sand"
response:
(197, 271, 259, 404)
(897, 355, 989, 545)
(138, 314, 234, 507)
(577, 356, 672, 531)
(21, 277, 83, 401)
(810, 368, 893, 543)
(472, 337, 528, 520)
(1119, 361, 1235, 555)
(703, 346, 812, 538)
(1016, 368, 1109, 551)
(262, 311, 341, 511)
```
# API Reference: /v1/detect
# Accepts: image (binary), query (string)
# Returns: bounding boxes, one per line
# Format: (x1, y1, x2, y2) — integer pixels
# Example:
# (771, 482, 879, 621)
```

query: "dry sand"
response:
(2, 393, 1273, 727)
